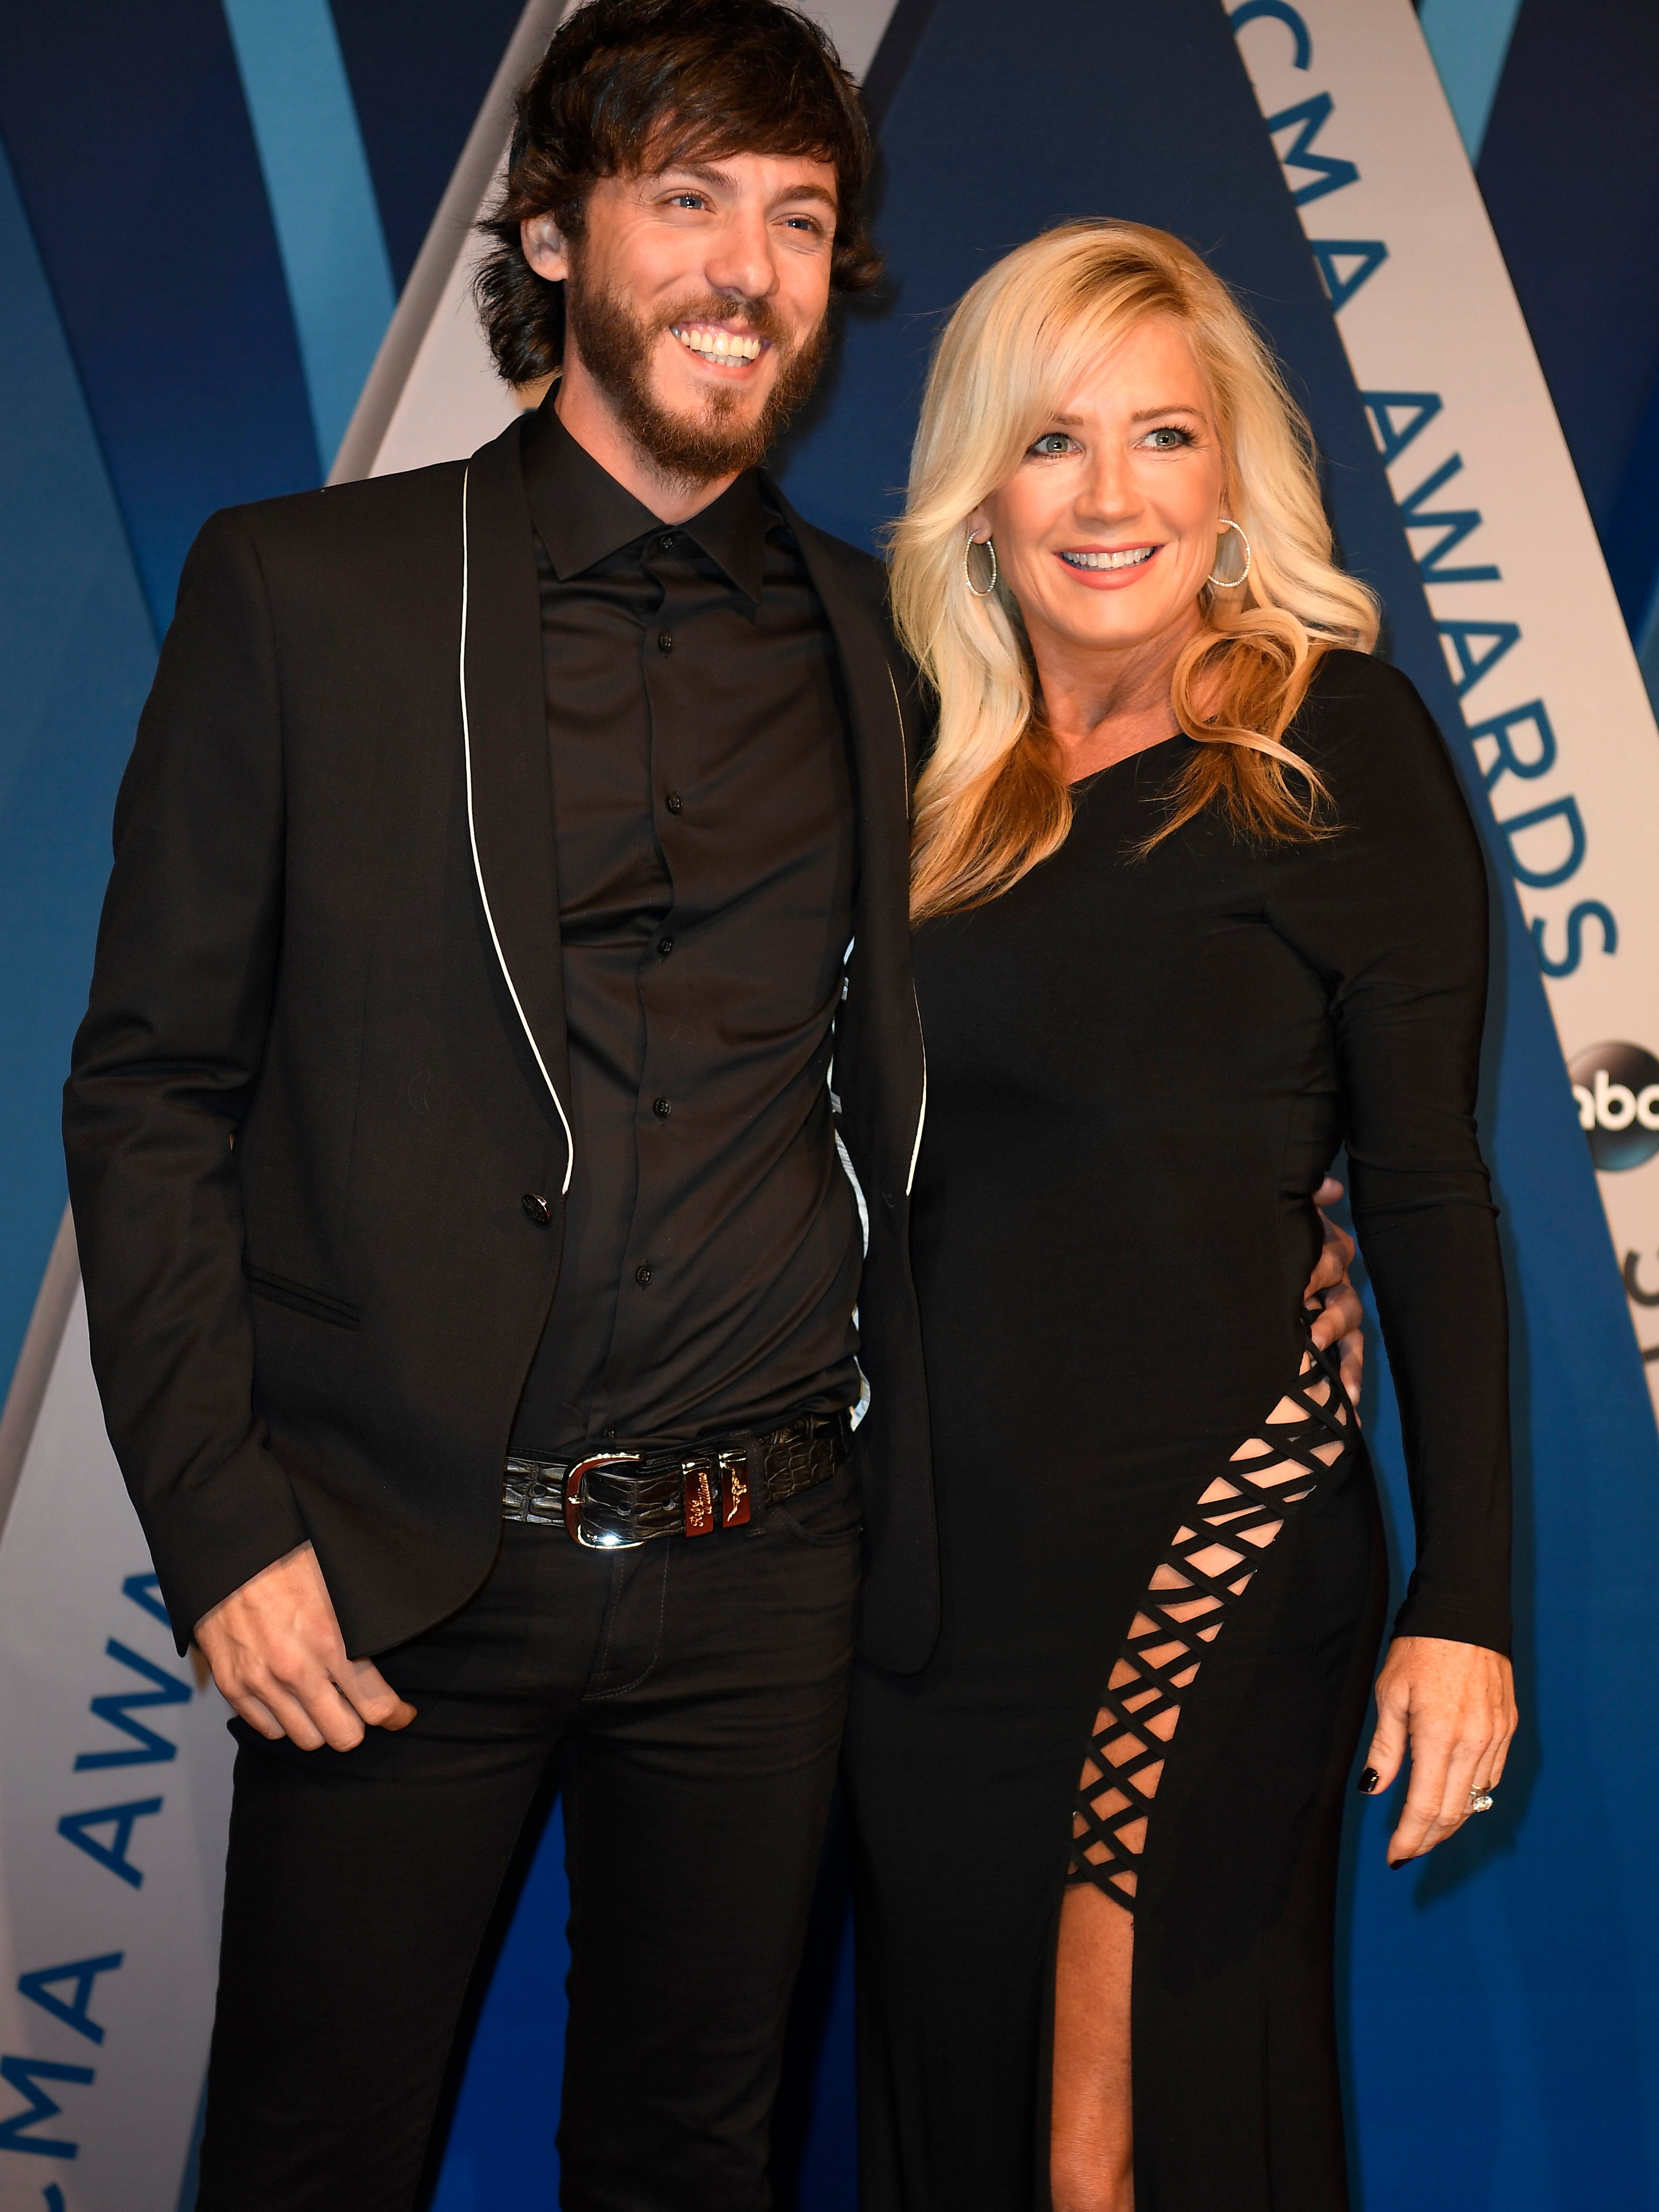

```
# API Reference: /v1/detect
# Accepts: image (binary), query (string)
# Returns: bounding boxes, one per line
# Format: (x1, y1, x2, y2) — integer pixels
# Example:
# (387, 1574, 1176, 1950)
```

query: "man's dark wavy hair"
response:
(476, 0, 883, 385)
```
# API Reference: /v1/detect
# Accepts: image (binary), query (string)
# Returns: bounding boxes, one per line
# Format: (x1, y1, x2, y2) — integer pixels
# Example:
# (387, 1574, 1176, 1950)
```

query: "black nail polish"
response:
(1357, 1767, 1379, 1794)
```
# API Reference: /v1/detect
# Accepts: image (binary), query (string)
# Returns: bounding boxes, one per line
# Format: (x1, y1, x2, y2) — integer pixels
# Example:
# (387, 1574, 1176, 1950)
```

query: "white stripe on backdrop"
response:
(1233, 0, 1659, 1416)
(0, 1240, 232, 2209)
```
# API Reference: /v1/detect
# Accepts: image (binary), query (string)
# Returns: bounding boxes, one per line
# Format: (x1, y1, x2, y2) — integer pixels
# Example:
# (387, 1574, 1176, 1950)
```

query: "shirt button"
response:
(653, 1096, 672, 1118)
(522, 1192, 552, 1224)
(657, 533, 678, 554)
(657, 936, 675, 957)
(635, 1264, 653, 1286)
(665, 792, 684, 814)
(657, 631, 674, 653)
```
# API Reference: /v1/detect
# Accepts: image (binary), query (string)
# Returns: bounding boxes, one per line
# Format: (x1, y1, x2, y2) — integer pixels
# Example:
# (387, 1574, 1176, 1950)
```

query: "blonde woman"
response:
(843, 223, 1517, 2211)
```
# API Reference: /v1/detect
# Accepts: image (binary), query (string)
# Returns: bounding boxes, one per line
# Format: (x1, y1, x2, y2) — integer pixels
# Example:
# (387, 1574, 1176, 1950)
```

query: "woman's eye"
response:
(1029, 433, 1077, 458)
(1143, 424, 1196, 450)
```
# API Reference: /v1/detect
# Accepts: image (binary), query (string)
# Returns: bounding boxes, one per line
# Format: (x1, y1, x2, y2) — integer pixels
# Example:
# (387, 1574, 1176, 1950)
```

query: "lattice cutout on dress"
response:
(1067, 1332, 1352, 1911)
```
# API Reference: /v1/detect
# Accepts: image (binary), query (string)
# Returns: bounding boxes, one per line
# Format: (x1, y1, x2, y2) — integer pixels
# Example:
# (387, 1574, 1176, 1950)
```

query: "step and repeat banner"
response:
(0, 1235, 231, 2212)
(1229, 0, 1659, 1413)
(1, 1, 1657, 2205)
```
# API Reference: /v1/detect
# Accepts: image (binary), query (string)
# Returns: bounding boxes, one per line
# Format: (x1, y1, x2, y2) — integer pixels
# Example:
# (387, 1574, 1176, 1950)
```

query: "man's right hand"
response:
(195, 1542, 416, 1751)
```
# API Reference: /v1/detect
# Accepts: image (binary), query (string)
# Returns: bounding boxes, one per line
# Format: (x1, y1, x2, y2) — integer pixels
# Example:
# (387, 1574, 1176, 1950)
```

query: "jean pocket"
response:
(769, 1461, 864, 1546)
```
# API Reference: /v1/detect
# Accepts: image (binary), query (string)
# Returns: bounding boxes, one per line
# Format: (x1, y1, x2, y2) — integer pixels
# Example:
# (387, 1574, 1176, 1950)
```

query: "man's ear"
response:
(521, 212, 571, 284)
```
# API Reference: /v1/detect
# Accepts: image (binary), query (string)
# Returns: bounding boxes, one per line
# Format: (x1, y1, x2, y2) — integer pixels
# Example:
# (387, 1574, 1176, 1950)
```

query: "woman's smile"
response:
(1055, 543, 1162, 585)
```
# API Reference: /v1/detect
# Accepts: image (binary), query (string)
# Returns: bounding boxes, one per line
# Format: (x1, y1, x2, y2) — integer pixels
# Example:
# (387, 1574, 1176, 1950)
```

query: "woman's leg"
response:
(1050, 1340, 1354, 2212)
(1052, 1884, 1135, 2212)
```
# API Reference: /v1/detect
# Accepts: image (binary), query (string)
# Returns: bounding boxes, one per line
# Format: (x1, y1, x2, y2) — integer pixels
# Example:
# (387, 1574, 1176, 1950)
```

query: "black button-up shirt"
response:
(509, 404, 862, 1454)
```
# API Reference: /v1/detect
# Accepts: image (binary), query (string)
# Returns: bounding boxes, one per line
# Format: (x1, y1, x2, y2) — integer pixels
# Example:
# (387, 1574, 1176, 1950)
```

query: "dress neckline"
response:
(1067, 728, 1189, 792)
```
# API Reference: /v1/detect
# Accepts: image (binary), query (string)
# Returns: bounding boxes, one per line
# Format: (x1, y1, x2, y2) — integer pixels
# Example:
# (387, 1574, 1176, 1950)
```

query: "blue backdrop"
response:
(3, 1, 1659, 2203)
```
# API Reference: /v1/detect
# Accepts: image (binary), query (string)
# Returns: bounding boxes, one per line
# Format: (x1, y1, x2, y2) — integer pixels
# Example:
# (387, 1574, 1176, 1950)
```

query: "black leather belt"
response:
(502, 1408, 852, 1549)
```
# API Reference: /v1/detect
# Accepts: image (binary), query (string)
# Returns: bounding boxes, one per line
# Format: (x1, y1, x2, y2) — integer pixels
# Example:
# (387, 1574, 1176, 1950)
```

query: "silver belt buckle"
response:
(563, 1451, 644, 1549)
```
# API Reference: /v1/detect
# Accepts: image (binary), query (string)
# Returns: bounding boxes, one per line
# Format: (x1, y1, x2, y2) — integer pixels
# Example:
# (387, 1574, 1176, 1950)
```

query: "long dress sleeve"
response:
(1264, 651, 1512, 1656)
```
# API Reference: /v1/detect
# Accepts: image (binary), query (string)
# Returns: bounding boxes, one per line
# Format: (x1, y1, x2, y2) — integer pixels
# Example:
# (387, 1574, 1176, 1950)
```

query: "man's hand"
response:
(1304, 1175, 1363, 1405)
(195, 1543, 416, 1751)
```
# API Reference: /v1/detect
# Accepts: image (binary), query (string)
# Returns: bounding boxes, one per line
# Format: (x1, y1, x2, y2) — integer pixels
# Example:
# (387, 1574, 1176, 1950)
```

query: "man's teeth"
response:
(672, 325, 764, 362)
(1061, 547, 1156, 570)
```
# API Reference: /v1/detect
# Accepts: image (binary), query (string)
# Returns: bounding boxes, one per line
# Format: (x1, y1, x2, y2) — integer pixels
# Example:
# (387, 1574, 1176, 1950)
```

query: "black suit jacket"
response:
(64, 414, 938, 1671)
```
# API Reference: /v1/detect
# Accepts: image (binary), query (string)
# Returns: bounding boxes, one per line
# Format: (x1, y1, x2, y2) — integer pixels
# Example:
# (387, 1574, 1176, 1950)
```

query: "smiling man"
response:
(63, 3, 925, 2206)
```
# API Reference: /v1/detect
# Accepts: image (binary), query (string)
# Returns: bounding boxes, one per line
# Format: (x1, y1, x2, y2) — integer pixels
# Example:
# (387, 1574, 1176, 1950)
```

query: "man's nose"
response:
(703, 208, 780, 306)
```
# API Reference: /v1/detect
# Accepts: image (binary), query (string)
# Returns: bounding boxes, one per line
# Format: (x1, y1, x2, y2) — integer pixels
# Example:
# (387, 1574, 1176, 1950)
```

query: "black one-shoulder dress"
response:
(845, 652, 1512, 2210)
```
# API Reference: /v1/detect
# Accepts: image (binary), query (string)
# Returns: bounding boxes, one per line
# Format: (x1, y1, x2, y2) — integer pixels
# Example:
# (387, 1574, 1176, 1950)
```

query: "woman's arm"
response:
(1266, 651, 1516, 1860)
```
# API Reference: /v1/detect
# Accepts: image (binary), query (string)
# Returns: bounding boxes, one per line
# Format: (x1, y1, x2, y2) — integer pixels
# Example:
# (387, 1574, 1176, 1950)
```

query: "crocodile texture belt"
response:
(502, 1408, 852, 1550)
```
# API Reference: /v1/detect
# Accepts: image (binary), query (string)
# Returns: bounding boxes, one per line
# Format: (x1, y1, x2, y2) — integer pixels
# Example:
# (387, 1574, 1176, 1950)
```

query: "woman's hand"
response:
(1305, 1176, 1363, 1405)
(1361, 1636, 1517, 1865)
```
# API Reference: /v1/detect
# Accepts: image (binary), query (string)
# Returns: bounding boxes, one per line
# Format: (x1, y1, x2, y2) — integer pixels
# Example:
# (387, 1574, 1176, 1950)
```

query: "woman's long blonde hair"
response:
(892, 222, 1379, 922)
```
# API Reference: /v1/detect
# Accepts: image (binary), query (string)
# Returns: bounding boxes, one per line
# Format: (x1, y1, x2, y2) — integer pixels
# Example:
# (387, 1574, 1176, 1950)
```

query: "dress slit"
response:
(1067, 1324, 1354, 1907)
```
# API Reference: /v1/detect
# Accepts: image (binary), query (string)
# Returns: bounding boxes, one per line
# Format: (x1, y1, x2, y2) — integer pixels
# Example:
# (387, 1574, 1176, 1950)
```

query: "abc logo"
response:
(1569, 1041, 1659, 1172)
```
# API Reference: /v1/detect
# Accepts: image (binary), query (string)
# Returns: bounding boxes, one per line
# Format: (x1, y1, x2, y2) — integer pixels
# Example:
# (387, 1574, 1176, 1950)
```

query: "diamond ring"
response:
(1468, 1786, 1495, 1814)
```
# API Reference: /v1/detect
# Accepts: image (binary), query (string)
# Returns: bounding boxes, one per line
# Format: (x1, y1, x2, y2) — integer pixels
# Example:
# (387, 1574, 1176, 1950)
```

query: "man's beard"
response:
(563, 259, 832, 488)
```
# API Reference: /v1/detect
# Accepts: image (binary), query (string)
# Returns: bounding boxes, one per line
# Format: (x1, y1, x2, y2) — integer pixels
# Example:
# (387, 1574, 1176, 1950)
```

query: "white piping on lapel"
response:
(887, 661, 910, 787)
(915, 1004, 929, 1203)
(889, 664, 928, 1197)
(460, 463, 576, 1193)
(836, 1129, 871, 1258)
(906, 987, 928, 1198)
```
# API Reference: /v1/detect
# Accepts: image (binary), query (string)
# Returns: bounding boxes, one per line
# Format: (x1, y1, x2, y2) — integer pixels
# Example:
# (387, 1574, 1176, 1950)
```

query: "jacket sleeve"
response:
(63, 507, 310, 1650)
(1265, 655, 1513, 1658)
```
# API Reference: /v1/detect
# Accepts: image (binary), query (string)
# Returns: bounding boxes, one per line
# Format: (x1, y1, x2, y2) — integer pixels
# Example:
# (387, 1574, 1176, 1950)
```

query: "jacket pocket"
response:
(244, 1265, 363, 1331)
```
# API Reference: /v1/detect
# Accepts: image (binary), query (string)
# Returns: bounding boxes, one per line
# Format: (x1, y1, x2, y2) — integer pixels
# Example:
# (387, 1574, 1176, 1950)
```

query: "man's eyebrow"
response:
(649, 159, 838, 209)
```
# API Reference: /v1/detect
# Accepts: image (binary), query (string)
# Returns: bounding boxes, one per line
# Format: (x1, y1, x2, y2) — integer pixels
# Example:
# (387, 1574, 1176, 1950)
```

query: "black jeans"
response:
(195, 1458, 863, 2212)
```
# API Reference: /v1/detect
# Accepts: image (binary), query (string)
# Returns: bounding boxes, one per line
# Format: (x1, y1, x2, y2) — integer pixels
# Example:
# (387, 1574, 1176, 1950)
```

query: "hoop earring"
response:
(1208, 518, 1251, 589)
(963, 529, 998, 598)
